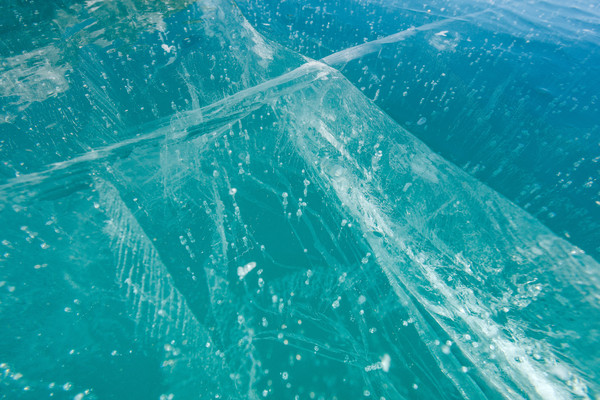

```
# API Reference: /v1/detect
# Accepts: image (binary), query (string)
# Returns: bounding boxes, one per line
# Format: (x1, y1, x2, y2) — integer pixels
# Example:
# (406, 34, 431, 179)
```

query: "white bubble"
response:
(237, 261, 257, 279)
(381, 354, 391, 372)
(332, 297, 341, 309)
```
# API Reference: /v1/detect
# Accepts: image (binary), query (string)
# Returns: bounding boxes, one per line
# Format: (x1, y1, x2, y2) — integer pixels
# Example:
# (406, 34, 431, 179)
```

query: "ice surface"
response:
(238, 0, 600, 260)
(1, 0, 599, 399)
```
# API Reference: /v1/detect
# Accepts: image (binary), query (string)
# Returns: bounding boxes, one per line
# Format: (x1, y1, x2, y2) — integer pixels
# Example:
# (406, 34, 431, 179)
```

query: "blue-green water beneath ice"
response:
(0, 0, 599, 399)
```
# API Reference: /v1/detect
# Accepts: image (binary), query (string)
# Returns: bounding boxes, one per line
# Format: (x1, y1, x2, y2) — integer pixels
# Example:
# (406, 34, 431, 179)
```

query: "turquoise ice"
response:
(1, 0, 599, 399)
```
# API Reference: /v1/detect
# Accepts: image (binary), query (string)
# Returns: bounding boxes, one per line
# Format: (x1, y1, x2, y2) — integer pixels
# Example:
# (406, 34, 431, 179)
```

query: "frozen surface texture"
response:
(238, 0, 600, 259)
(1, 0, 599, 399)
